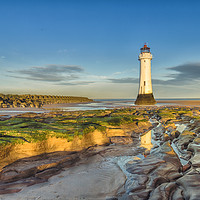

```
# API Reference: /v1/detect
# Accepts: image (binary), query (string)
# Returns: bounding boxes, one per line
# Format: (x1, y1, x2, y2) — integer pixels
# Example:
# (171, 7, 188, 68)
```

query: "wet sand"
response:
(157, 100, 200, 106)
(0, 107, 47, 116)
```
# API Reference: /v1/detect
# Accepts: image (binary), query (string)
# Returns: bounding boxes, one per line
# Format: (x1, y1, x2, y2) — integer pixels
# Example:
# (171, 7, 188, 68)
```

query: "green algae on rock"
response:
(0, 108, 152, 170)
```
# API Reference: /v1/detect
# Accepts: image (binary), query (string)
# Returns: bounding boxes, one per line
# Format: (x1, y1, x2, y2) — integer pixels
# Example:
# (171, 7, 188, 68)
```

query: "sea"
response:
(0, 98, 200, 116)
(60, 98, 200, 111)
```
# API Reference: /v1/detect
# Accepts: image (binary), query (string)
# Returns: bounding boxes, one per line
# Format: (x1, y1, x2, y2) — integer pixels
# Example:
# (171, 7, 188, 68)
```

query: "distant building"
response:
(135, 44, 156, 105)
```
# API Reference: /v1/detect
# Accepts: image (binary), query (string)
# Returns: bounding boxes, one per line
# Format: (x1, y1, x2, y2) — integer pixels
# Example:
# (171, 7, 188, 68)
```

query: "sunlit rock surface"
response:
(1, 106, 200, 199)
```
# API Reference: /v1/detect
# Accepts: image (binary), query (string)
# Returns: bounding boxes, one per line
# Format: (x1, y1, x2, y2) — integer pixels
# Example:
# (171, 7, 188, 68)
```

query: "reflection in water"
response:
(140, 130, 153, 151)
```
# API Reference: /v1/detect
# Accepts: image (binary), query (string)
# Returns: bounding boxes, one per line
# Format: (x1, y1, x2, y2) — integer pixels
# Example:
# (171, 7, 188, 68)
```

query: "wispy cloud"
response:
(109, 77, 168, 85)
(166, 62, 200, 83)
(109, 62, 200, 86)
(112, 68, 137, 76)
(113, 71, 123, 75)
(154, 62, 200, 85)
(109, 77, 138, 83)
(0, 56, 6, 59)
(6, 62, 200, 87)
(7, 64, 84, 82)
(56, 81, 95, 86)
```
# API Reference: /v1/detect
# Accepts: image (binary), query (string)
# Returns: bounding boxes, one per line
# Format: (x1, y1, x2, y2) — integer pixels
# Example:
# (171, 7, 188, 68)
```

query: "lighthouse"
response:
(135, 44, 156, 105)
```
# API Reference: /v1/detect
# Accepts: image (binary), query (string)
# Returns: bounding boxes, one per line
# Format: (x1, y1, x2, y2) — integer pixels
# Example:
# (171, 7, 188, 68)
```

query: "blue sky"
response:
(0, 0, 200, 99)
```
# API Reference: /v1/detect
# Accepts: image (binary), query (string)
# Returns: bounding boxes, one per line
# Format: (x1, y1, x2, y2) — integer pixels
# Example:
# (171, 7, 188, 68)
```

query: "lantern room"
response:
(140, 44, 150, 53)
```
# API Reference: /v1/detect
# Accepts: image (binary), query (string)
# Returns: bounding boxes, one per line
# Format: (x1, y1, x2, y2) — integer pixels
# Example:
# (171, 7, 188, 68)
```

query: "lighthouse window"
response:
(144, 60, 146, 62)
(144, 81, 146, 86)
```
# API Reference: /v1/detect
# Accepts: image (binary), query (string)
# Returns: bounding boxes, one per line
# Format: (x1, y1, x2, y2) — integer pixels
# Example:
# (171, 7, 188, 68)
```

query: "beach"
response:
(1, 102, 200, 199)
(157, 99, 200, 106)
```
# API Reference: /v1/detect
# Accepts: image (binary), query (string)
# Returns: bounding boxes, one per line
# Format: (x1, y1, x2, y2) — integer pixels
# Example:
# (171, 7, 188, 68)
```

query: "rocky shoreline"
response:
(116, 107, 200, 199)
(0, 106, 200, 199)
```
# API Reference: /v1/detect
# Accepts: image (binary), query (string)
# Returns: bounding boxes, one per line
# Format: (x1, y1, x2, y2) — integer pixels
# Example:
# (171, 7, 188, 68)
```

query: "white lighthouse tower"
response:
(135, 44, 156, 105)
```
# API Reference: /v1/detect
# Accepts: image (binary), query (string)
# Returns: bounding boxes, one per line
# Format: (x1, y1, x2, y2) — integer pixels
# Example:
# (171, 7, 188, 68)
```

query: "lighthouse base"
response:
(135, 93, 156, 105)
